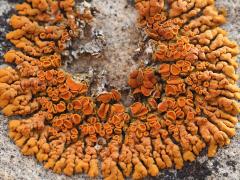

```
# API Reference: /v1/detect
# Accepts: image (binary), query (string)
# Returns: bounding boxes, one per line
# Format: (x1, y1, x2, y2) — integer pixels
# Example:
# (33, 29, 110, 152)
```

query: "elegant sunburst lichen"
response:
(0, 0, 239, 179)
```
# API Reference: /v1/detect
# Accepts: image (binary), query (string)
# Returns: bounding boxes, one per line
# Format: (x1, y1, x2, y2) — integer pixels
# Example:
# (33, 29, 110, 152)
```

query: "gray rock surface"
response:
(0, 0, 239, 180)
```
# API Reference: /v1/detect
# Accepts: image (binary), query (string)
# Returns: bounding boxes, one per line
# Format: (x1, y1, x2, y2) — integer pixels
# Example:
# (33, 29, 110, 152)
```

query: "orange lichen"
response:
(97, 89, 121, 103)
(128, 67, 161, 97)
(0, 0, 239, 179)
(130, 102, 149, 118)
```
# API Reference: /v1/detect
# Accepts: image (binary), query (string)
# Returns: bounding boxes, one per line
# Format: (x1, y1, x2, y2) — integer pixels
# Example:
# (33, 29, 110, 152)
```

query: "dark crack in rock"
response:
(0, 9, 14, 63)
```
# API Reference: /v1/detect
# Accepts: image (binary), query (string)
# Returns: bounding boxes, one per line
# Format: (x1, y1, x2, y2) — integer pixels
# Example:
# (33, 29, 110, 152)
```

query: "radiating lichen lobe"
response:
(0, 0, 239, 179)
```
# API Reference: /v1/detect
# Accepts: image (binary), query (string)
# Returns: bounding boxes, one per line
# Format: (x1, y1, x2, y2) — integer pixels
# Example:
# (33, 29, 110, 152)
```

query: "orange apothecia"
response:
(0, 0, 239, 179)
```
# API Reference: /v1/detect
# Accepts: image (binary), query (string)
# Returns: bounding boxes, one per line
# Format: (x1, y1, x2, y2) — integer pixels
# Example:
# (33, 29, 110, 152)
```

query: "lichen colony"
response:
(0, 0, 239, 179)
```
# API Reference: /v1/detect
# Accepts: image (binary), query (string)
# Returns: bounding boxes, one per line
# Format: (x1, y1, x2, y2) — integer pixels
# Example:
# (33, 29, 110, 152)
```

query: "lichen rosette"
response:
(0, 0, 239, 179)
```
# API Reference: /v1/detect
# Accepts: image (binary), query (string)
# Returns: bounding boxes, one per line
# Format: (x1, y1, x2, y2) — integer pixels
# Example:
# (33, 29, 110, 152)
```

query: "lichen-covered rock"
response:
(0, 0, 239, 179)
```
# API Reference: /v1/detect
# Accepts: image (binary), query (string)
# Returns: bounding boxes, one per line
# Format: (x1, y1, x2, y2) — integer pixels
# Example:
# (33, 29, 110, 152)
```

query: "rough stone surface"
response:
(0, 0, 239, 180)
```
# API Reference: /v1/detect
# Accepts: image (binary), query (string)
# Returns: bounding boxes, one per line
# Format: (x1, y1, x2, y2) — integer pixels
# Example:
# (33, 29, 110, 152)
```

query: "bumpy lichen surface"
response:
(0, 0, 239, 179)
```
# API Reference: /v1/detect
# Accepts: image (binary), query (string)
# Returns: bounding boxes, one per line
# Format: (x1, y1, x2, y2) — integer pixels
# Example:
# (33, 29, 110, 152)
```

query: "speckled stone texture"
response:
(0, 0, 239, 179)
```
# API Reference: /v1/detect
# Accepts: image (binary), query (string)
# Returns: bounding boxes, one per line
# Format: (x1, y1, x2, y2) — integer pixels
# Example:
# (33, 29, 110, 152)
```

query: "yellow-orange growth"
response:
(0, 0, 239, 179)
